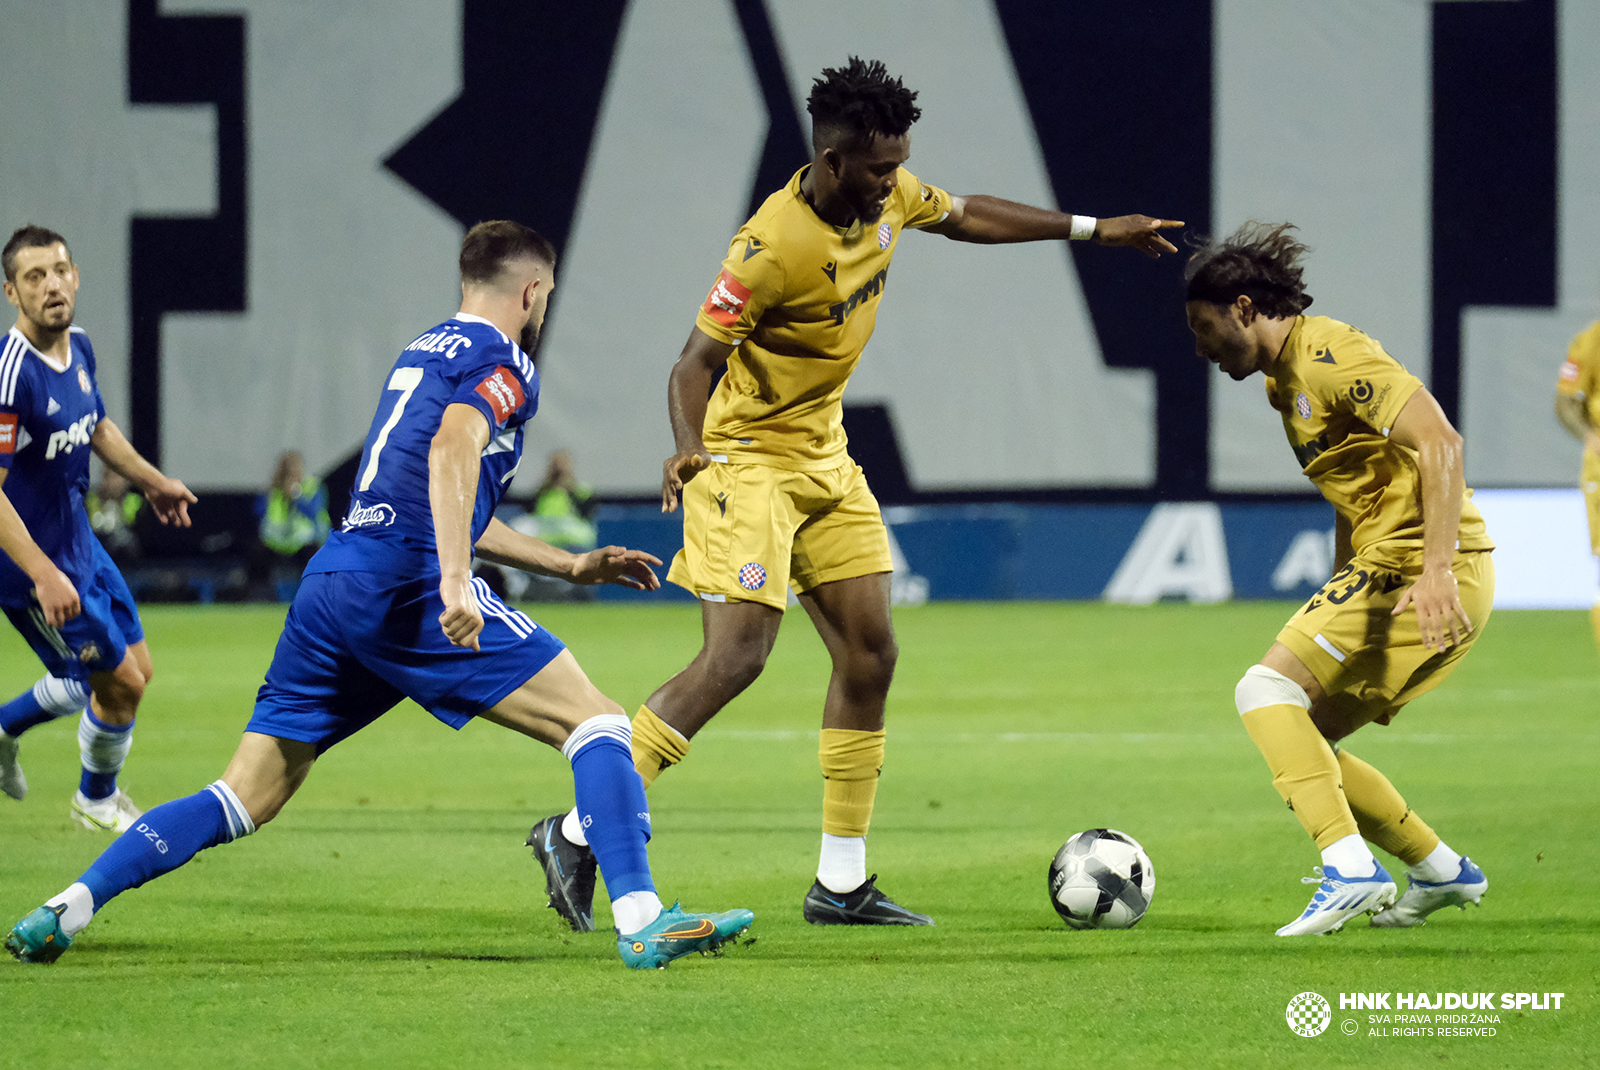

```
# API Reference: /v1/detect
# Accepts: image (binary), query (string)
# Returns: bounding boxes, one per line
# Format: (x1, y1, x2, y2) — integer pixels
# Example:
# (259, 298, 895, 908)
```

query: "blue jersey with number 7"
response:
(308, 313, 538, 577)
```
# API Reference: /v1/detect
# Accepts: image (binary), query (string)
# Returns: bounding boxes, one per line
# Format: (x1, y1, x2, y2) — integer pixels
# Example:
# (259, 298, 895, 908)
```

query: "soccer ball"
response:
(1047, 828, 1155, 930)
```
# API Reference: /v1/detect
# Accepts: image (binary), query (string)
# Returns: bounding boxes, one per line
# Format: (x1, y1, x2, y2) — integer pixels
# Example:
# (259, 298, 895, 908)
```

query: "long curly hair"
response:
(806, 57, 921, 150)
(1184, 222, 1313, 317)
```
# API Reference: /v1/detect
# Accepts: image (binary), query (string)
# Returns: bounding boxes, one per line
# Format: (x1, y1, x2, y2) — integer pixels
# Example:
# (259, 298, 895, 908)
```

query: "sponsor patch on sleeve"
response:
(474, 366, 526, 425)
(1560, 360, 1580, 382)
(0, 413, 16, 455)
(702, 269, 753, 328)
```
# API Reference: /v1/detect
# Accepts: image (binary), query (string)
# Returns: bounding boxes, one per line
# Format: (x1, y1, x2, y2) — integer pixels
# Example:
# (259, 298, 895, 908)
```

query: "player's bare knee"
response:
(91, 672, 145, 723)
(844, 633, 898, 692)
(703, 632, 774, 692)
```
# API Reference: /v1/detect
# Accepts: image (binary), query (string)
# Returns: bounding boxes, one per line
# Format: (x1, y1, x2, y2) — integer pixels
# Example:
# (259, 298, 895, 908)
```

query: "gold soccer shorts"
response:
(1276, 549, 1495, 730)
(1583, 450, 1600, 556)
(667, 460, 892, 610)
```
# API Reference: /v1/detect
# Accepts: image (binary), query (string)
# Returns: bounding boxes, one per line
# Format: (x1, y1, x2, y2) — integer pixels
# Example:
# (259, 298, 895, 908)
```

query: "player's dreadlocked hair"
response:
(1184, 222, 1313, 318)
(806, 57, 922, 151)
(2, 225, 71, 283)
(459, 220, 556, 286)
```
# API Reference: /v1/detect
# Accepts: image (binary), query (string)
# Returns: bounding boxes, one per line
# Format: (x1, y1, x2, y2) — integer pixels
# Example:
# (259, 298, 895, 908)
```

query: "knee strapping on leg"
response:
(78, 710, 134, 774)
(34, 675, 89, 719)
(1235, 664, 1312, 716)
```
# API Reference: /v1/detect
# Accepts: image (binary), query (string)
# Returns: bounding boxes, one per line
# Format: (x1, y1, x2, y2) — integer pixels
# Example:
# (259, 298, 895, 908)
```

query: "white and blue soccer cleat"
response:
(1370, 857, 1487, 928)
(1276, 863, 1397, 936)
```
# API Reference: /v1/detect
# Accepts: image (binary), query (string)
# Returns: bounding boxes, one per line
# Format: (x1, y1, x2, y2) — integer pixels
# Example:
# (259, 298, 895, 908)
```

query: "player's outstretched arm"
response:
(1388, 388, 1470, 651)
(91, 417, 196, 526)
(430, 403, 494, 650)
(928, 195, 1182, 257)
(474, 518, 663, 591)
(662, 328, 736, 513)
(0, 469, 80, 625)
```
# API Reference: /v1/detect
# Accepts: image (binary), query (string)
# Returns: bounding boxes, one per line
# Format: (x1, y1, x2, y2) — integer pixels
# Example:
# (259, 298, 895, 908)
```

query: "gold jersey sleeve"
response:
(1264, 316, 1493, 566)
(692, 166, 953, 469)
(1558, 319, 1600, 428)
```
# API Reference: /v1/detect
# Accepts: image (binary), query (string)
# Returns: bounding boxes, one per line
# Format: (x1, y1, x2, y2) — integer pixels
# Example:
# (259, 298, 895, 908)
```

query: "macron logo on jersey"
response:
(1560, 361, 1580, 382)
(475, 366, 526, 425)
(703, 269, 752, 328)
(0, 413, 16, 455)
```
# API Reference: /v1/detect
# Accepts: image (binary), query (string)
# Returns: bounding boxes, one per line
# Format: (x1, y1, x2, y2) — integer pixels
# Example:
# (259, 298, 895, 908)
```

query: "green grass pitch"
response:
(1, 601, 1595, 1069)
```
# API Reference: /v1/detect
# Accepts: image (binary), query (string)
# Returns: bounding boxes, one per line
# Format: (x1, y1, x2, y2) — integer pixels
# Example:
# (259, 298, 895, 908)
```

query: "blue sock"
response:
(0, 676, 86, 737)
(570, 734, 655, 899)
(79, 782, 255, 909)
(80, 768, 118, 800)
(79, 710, 135, 801)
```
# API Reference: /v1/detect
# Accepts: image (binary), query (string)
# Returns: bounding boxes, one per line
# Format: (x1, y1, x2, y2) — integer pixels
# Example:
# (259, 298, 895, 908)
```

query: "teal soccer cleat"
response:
(6, 904, 72, 964)
(616, 903, 754, 970)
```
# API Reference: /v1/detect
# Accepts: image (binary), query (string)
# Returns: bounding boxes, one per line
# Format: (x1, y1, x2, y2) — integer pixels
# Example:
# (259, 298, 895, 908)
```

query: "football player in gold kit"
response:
(529, 57, 1180, 929)
(1555, 316, 1600, 653)
(1186, 223, 1494, 936)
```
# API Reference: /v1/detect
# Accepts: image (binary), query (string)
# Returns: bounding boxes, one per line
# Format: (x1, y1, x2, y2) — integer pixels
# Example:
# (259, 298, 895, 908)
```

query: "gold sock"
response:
(818, 728, 886, 837)
(1239, 703, 1359, 849)
(1591, 598, 1600, 657)
(1336, 748, 1439, 866)
(630, 704, 690, 789)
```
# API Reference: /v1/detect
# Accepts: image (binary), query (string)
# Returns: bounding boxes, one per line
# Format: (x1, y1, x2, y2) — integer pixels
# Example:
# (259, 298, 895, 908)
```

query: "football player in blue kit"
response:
(6, 221, 753, 970)
(0, 226, 197, 833)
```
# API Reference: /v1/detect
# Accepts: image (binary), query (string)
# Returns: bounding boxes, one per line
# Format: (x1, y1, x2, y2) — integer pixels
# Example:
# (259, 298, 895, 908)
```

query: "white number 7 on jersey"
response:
(358, 366, 425, 492)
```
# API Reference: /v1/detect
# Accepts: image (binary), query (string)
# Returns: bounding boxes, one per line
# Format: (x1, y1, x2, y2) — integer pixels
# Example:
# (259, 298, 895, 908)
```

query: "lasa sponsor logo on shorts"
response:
(343, 500, 397, 530)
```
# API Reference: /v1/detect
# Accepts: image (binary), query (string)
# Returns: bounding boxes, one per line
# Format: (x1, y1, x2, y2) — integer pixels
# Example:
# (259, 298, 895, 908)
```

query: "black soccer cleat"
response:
(527, 814, 598, 933)
(802, 874, 934, 926)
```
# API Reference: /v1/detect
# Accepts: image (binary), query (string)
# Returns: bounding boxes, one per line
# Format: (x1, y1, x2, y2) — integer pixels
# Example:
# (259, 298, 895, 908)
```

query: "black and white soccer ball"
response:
(1048, 828, 1155, 930)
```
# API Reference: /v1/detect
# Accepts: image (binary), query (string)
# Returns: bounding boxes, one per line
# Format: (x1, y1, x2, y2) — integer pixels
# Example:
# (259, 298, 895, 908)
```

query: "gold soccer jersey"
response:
(1263, 316, 1493, 567)
(694, 166, 953, 470)
(1557, 319, 1600, 428)
(1558, 319, 1600, 553)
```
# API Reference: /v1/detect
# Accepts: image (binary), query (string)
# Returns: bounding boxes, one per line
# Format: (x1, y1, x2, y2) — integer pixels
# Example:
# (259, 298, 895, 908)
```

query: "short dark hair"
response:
(3, 225, 71, 283)
(459, 221, 556, 286)
(806, 57, 922, 152)
(1184, 221, 1313, 318)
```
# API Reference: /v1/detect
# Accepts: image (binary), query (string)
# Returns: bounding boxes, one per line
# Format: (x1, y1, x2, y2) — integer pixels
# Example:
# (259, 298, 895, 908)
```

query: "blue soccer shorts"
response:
(246, 571, 566, 753)
(2, 541, 144, 681)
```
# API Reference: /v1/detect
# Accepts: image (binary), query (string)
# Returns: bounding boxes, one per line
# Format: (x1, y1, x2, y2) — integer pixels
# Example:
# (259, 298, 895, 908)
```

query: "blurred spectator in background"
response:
(250, 450, 330, 600)
(530, 449, 597, 550)
(87, 467, 144, 567)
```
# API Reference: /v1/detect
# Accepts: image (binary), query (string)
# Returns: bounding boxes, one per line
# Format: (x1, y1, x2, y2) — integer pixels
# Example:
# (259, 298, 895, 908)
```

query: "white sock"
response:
(1321, 833, 1377, 878)
(44, 882, 95, 939)
(817, 833, 867, 894)
(561, 806, 588, 847)
(1408, 841, 1463, 883)
(611, 891, 663, 935)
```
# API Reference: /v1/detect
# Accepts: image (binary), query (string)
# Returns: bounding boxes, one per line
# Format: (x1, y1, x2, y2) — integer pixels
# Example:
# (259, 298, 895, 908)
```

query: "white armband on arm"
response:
(1069, 215, 1097, 241)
